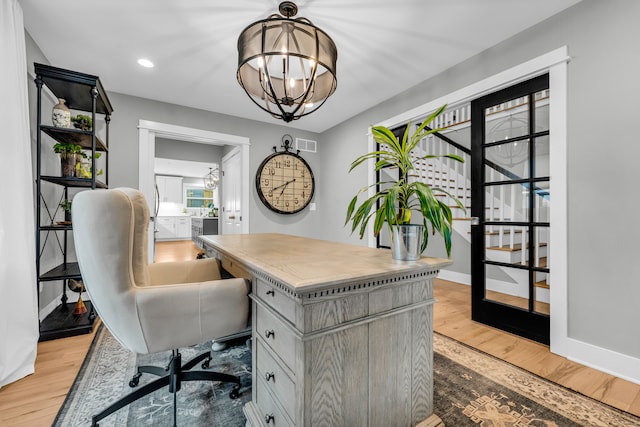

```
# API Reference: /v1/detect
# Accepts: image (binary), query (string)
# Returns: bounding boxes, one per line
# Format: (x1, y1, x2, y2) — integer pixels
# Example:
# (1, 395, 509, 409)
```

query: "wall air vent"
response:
(296, 138, 317, 153)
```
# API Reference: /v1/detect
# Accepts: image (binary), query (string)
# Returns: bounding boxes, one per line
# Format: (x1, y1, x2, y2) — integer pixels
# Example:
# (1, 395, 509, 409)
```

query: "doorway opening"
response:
(138, 120, 250, 263)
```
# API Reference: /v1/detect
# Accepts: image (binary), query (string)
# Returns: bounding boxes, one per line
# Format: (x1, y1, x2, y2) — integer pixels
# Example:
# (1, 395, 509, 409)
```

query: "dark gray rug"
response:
(54, 325, 640, 426)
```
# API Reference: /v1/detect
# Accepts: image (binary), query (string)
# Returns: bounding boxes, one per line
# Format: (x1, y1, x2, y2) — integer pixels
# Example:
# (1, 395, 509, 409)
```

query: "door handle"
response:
(470, 217, 480, 226)
(229, 216, 236, 220)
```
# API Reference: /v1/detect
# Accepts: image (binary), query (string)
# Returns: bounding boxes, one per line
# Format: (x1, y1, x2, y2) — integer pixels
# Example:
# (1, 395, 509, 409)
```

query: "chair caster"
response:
(201, 357, 211, 369)
(230, 387, 240, 399)
(129, 372, 142, 388)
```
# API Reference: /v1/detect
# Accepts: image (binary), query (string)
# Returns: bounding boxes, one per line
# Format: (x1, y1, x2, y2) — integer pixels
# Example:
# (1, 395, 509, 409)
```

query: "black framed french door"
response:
(470, 74, 551, 344)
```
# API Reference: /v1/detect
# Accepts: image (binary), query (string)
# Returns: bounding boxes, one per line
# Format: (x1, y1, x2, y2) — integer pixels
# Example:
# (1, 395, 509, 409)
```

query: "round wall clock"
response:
(256, 136, 315, 214)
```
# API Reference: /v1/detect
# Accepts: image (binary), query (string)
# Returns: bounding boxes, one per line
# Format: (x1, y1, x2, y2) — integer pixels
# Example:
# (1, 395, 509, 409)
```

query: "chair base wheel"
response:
(129, 373, 142, 388)
(201, 357, 211, 369)
(230, 387, 240, 399)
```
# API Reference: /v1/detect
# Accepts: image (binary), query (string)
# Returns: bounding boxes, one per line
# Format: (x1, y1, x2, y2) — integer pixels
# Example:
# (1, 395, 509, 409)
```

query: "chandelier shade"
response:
(237, 1, 337, 123)
(203, 167, 219, 190)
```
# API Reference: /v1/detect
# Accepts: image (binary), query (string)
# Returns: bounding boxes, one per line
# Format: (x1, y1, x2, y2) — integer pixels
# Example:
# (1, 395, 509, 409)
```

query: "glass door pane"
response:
(471, 73, 550, 344)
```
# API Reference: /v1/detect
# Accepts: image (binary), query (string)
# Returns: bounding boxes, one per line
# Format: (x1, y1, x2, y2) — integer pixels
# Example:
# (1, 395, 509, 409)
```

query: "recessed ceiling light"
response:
(137, 58, 154, 68)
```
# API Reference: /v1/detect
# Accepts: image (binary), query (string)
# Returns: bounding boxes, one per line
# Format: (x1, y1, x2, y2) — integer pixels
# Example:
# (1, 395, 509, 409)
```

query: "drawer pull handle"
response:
(265, 329, 275, 339)
(265, 414, 275, 424)
(266, 290, 275, 296)
(265, 372, 275, 382)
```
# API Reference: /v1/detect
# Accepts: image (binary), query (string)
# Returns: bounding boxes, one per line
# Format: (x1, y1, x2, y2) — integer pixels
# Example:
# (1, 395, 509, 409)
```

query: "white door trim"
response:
(138, 120, 250, 262)
(221, 146, 245, 235)
(370, 46, 570, 357)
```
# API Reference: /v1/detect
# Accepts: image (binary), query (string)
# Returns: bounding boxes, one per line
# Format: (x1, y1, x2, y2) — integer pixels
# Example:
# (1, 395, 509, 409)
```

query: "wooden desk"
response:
(201, 233, 450, 427)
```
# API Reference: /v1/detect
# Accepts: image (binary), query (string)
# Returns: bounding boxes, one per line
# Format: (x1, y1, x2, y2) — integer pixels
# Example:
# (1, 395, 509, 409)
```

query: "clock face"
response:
(256, 152, 315, 214)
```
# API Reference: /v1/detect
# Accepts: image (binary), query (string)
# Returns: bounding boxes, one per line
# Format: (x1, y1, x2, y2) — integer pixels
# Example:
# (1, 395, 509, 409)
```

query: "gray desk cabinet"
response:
(201, 233, 450, 427)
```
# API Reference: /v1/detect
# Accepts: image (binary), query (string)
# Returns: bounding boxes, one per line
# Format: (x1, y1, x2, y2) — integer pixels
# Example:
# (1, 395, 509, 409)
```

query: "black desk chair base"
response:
(91, 350, 240, 427)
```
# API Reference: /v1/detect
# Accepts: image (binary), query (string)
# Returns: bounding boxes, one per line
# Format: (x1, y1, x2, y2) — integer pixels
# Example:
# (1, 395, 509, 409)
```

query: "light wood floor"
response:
(1, 241, 639, 426)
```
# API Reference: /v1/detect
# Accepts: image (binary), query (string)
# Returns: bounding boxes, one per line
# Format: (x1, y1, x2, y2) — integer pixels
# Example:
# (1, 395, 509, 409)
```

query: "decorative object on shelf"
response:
(59, 199, 72, 223)
(53, 141, 82, 177)
(76, 151, 102, 178)
(52, 97, 71, 128)
(72, 294, 88, 316)
(68, 278, 84, 293)
(67, 279, 87, 315)
(237, 1, 338, 123)
(71, 113, 92, 131)
(203, 167, 219, 190)
(256, 134, 314, 214)
(345, 104, 465, 260)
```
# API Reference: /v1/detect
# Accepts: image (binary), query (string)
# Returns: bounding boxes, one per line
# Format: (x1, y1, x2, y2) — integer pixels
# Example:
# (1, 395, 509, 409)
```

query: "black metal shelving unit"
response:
(34, 63, 113, 341)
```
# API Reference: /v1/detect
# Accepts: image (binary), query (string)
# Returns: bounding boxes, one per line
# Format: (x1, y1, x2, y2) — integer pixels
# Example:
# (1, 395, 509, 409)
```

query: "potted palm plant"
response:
(345, 104, 465, 260)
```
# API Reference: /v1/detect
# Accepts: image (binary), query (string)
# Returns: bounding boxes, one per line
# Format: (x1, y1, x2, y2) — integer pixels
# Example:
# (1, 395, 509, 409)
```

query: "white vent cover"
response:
(296, 138, 317, 153)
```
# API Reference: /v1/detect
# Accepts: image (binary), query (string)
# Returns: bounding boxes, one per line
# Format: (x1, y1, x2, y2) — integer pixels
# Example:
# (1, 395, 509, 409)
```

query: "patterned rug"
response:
(54, 325, 640, 426)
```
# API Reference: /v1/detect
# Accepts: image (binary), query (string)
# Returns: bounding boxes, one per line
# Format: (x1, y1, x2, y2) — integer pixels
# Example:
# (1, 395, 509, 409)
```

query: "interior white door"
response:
(222, 148, 242, 234)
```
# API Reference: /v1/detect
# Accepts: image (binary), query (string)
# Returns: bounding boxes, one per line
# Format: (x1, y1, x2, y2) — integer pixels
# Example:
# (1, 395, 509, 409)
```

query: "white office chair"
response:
(72, 187, 250, 427)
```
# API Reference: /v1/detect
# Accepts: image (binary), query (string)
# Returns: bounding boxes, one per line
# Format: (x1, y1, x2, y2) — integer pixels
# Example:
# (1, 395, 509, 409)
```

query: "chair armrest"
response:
(135, 277, 250, 353)
(147, 258, 221, 285)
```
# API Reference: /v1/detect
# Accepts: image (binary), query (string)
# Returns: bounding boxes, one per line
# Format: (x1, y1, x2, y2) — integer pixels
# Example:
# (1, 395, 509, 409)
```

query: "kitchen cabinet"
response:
(34, 63, 113, 341)
(156, 217, 176, 240)
(156, 175, 183, 203)
(175, 216, 191, 238)
(156, 216, 191, 240)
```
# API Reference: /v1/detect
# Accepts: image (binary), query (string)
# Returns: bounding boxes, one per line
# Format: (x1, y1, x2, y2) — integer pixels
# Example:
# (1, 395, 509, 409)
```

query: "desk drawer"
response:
(256, 304, 297, 370)
(256, 279, 296, 323)
(256, 376, 294, 427)
(256, 340, 295, 419)
(221, 255, 252, 280)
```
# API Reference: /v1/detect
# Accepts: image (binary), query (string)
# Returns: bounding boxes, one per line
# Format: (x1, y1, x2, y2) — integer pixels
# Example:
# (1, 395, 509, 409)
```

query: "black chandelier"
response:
(236, 1, 338, 123)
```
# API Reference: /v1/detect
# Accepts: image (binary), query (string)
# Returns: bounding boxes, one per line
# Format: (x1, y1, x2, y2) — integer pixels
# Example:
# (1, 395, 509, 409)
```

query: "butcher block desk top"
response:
(200, 233, 452, 294)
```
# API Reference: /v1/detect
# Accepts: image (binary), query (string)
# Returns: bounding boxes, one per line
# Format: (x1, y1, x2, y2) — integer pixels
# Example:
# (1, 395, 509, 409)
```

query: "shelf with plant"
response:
(42, 125, 108, 151)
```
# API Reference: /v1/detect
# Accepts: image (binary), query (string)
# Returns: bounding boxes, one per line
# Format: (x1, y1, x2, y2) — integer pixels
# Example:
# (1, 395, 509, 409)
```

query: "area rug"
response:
(54, 325, 640, 426)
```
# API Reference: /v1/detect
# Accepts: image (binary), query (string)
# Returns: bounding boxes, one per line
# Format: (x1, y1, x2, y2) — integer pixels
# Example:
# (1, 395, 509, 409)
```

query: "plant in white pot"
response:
(345, 105, 465, 260)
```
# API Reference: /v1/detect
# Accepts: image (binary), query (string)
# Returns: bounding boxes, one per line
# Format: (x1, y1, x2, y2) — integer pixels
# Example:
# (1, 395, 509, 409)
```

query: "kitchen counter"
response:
(191, 217, 218, 248)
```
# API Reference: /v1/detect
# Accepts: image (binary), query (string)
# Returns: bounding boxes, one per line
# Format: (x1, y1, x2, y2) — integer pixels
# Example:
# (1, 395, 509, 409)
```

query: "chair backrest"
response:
(72, 188, 153, 353)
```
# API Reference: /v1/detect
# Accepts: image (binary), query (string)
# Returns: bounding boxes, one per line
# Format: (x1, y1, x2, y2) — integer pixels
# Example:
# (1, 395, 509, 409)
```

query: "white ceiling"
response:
(20, 0, 581, 133)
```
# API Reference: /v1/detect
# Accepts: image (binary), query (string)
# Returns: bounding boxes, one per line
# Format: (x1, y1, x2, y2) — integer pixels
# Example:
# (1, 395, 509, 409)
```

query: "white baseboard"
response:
(438, 269, 471, 285)
(566, 338, 640, 385)
(39, 294, 61, 320)
(437, 269, 640, 385)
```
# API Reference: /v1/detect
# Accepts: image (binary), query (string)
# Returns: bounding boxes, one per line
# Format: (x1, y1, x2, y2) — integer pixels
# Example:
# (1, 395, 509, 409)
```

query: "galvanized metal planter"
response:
(391, 224, 424, 261)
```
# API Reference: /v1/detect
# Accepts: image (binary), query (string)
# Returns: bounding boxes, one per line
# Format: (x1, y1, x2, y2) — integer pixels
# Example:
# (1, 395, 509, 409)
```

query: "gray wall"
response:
(321, 0, 640, 358)
(106, 92, 325, 238)
(25, 31, 68, 312)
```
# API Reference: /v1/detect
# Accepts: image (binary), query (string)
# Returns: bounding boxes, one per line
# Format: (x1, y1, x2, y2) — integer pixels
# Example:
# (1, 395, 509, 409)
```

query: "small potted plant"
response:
(53, 142, 82, 177)
(59, 199, 72, 224)
(345, 104, 465, 260)
(71, 114, 92, 131)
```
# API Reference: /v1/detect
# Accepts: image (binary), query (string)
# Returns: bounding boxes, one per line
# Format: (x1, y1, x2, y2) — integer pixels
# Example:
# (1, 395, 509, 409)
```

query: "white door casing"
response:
(138, 120, 250, 262)
(370, 47, 569, 356)
(222, 147, 242, 234)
